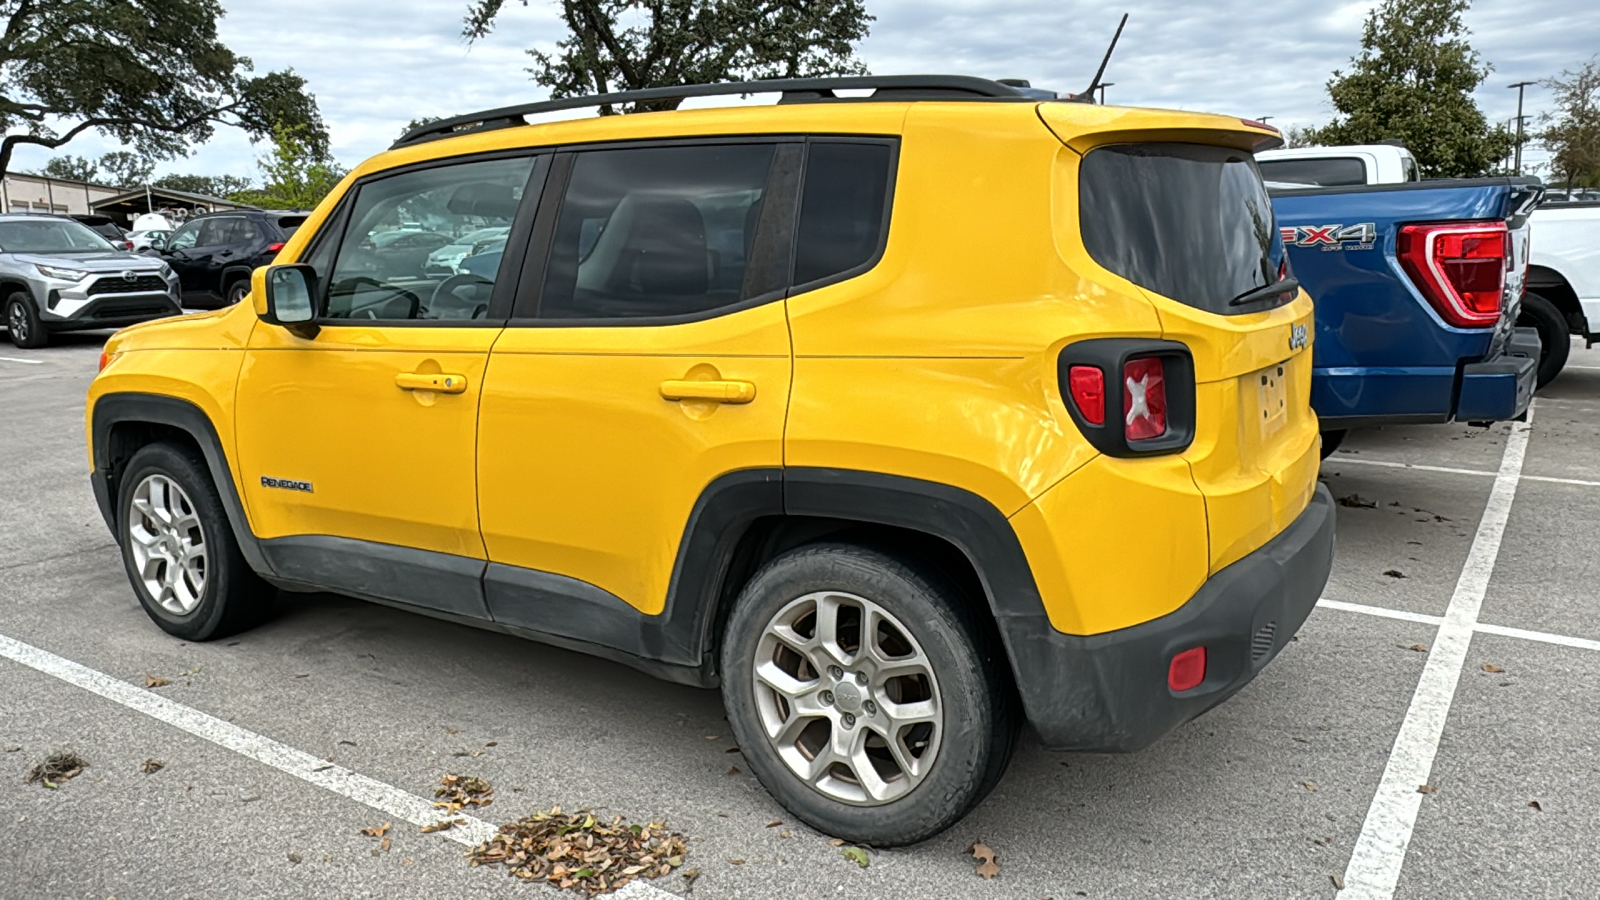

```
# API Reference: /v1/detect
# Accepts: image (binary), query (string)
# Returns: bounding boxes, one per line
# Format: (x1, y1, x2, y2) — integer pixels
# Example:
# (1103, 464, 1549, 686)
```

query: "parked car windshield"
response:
(0, 219, 121, 253)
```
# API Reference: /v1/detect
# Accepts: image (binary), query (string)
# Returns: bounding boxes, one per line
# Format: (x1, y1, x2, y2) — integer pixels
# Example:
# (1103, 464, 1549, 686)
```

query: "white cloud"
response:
(8, 0, 1595, 179)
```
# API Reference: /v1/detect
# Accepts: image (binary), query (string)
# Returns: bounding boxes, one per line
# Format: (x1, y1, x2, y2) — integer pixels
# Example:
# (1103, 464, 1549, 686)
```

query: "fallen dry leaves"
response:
(1417, 784, 1437, 795)
(1482, 663, 1505, 673)
(468, 807, 689, 897)
(969, 840, 1000, 879)
(144, 675, 171, 689)
(422, 818, 465, 834)
(139, 758, 164, 775)
(26, 751, 88, 789)
(434, 774, 494, 812)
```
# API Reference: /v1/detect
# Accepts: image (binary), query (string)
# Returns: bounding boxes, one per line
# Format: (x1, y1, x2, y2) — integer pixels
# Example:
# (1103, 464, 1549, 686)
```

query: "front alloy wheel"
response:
(753, 591, 943, 806)
(126, 473, 208, 615)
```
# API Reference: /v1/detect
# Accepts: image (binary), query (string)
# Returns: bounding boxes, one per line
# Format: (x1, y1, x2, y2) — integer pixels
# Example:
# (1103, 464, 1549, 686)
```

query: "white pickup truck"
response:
(1259, 144, 1597, 386)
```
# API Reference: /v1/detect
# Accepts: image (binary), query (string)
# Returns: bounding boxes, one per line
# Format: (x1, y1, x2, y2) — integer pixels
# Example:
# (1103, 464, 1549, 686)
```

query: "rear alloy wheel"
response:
(1517, 291, 1570, 388)
(5, 291, 47, 348)
(721, 543, 1015, 846)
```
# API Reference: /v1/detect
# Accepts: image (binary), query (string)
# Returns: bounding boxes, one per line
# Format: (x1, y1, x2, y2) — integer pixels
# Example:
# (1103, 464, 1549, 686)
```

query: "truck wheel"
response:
(1518, 291, 1570, 388)
(1320, 429, 1347, 459)
(5, 291, 47, 348)
(720, 543, 1016, 847)
(225, 279, 251, 305)
(116, 443, 274, 641)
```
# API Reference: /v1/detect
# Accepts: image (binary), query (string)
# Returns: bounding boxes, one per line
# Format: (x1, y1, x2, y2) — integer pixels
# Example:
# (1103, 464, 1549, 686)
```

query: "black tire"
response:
(1319, 429, 1347, 459)
(116, 443, 274, 641)
(1518, 291, 1570, 388)
(720, 543, 1017, 846)
(225, 279, 251, 306)
(5, 291, 47, 348)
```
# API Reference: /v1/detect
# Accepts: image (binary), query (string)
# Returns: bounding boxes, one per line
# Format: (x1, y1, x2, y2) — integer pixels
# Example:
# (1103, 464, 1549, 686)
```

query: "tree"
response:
(153, 173, 256, 200)
(461, 0, 872, 114)
(0, 0, 326, 179)
(1300, 0, 1512, 177)
(33, 154, 98, 181)
(1538, 58, 1600, 190)
(98, 151, 155, 188)
(397, 116, 442, 144)
(231, 124, 346, 211)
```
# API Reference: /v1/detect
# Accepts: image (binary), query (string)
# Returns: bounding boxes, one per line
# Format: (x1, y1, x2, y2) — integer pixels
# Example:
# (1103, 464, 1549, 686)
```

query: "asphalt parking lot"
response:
(3, 333, 1597, 900)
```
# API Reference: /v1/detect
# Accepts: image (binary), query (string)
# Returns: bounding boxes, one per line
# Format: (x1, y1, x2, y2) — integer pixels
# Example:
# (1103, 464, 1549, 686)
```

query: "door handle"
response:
(660, 379, 756, 404)
(396, 372, 468, 394)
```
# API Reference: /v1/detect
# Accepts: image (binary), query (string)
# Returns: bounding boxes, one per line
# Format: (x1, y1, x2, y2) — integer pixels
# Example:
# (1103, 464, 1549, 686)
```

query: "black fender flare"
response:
(90, 392, 273, 577)
(220, 264, 256, 295)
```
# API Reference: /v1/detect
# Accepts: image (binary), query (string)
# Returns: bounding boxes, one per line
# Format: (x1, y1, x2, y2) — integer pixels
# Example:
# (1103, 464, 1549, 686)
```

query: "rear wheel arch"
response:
(1525, 265, 1584, 332)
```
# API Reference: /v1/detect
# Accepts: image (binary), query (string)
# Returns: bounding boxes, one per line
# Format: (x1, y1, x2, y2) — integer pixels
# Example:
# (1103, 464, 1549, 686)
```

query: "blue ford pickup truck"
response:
(1268, 178, 1545, 450)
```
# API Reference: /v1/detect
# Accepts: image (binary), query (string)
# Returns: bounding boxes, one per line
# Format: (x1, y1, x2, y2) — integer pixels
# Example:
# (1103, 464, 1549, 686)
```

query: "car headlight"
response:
(35, 263, 88, 281)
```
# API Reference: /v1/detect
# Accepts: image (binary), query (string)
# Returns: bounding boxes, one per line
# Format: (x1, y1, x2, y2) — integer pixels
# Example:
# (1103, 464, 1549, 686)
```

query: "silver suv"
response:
(0, 215, 181, 348)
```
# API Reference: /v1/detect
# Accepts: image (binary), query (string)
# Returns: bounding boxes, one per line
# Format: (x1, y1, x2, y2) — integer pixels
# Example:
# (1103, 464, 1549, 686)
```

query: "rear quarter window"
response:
(276, 215, 307, 239)
(1079, 142, 1288, 315)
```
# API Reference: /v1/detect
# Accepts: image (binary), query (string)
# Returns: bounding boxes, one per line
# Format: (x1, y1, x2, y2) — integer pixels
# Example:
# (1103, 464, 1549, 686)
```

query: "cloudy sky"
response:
(12, 0, 1597, 180)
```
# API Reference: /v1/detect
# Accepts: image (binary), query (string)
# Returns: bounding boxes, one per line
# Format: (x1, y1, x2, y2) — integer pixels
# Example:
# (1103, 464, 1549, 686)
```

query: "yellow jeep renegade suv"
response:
(87, 75, 1334, 846)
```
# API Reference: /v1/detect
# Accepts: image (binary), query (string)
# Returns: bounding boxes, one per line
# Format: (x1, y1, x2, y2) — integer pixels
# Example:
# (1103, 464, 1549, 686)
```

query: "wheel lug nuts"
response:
(829, 666, 844, 680)
(855, 671, 867, 686)
(842, 713, 856, 728)
(863, 700, 877, 715)
(821, 690, 834, 705)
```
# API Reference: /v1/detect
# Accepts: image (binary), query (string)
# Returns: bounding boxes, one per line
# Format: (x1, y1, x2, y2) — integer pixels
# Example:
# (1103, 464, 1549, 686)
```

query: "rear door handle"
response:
(660, 379, 756, 404)
(396, 372, 468, 394)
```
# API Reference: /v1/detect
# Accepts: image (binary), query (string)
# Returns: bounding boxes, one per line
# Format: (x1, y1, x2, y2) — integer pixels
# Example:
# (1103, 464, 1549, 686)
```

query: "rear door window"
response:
(536, 143, 777, 321)
(276, 215, 308, 239)
(1080, 142, 1288, 314)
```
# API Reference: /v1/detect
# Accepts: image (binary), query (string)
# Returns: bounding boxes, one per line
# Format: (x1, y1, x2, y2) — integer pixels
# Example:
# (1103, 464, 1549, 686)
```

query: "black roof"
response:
(393, 75, 1069, 149)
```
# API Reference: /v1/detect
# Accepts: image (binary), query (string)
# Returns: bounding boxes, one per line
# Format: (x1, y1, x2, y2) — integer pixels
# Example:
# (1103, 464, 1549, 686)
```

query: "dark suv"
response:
(156, 210, 308, 307)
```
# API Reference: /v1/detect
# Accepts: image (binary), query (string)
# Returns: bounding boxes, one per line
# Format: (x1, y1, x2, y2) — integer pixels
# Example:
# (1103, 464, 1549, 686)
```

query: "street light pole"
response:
(1509, 80, 1536, 175)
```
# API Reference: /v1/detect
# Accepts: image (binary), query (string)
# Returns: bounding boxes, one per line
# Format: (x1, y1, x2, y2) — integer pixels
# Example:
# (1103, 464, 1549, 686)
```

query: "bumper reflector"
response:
(1168, 646, 1207, 692)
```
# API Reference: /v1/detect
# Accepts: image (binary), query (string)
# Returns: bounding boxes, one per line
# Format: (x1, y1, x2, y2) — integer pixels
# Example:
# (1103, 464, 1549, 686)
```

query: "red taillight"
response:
(1169, 646, 1207, 692)
(1397, 222, 1507, 328)
(1122, 357, 1167, 441)
(98, 351, 110, 372)
(268, 242, 285, 253)
(1067, 365, 1105, 425)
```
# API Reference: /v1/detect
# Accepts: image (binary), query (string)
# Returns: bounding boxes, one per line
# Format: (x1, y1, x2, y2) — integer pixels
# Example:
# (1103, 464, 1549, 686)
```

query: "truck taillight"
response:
(1397, 221, 1507, 328)
(1122, 357, 1167, 440)
(1067, 366, 1105, 425)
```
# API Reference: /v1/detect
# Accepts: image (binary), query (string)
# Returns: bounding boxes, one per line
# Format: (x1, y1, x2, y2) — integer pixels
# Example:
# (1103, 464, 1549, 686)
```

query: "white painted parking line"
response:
(1472, 622, 1600, 654)
(1328, 456, 1600, 489)
(1317, 599, 1600, 654)
(1317, 598, 1443, 627)
(1337, 413, 1531, 900)
(0, 631, 683, 899)
(0, 355, 44, 365)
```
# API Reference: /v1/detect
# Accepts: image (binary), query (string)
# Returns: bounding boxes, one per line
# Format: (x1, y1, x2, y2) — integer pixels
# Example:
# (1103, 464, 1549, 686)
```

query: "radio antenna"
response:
(1078, 13, 1128, 103)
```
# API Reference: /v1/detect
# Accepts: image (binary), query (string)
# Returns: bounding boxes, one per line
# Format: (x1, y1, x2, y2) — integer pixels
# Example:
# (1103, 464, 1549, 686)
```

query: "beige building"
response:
(0, 173, 251, 227)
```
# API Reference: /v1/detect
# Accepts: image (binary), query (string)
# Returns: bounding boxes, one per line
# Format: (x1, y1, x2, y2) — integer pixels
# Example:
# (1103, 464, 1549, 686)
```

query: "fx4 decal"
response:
(261, 476, 314, 493)
(1280, 223, 1377, 251)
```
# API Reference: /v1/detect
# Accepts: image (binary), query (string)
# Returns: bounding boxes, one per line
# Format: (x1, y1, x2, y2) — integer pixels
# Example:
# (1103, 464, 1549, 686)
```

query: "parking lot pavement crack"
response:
(1337, 412, 1532, 900)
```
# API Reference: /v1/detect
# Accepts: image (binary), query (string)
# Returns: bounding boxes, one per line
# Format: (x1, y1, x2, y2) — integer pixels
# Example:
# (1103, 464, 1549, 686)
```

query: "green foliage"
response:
(153, 173, 256, 199)
(98, 151, 155, 188)
(230, 124, 346, 211)
(0, 0, 326, 178)
(33, 155, 100, 182)
(462, 0, 873, 113)
(1538, 58, 1600, 190)
(1300, 0, 1512, 177)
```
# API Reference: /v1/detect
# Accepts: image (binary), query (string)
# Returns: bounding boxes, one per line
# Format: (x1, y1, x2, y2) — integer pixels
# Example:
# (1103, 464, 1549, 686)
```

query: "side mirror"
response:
(260, 264, 320, 339)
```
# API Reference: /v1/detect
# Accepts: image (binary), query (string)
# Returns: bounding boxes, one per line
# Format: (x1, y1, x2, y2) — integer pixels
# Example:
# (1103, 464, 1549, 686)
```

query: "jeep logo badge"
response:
(1289, 323, 1308, 351)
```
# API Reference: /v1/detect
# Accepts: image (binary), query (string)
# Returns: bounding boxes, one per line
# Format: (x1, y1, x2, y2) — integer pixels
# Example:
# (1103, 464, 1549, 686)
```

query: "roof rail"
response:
(391, 75, 1038, 148)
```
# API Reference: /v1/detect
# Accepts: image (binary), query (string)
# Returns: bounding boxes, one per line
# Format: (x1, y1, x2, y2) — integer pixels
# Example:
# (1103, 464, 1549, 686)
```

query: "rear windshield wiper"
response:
(1229, 277, 1300, 307)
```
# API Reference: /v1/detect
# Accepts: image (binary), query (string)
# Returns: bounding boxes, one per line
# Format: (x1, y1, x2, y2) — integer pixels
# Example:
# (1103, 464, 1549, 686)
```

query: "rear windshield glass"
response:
(1080, 143, 1288, 314)
(1256, 156, 1367, 187)
(276, 215, 307, 239)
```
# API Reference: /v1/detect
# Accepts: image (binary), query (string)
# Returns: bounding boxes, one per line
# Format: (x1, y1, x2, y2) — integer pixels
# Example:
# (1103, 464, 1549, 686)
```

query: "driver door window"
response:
(321, 156, 537, 322)
(166, 222, 201, 251)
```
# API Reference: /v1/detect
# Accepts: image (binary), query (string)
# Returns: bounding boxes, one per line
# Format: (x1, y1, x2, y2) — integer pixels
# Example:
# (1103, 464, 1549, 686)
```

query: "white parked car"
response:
(424, 226, 511, 276)
(1258, 142, 1594, 386)
(128, 229, 173, 252)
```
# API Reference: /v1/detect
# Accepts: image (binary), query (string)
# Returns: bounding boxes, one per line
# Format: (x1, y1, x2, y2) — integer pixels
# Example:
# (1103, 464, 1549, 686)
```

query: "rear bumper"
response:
(1002, 484, 1335, 751)
(1312, 327, 1539, 428)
